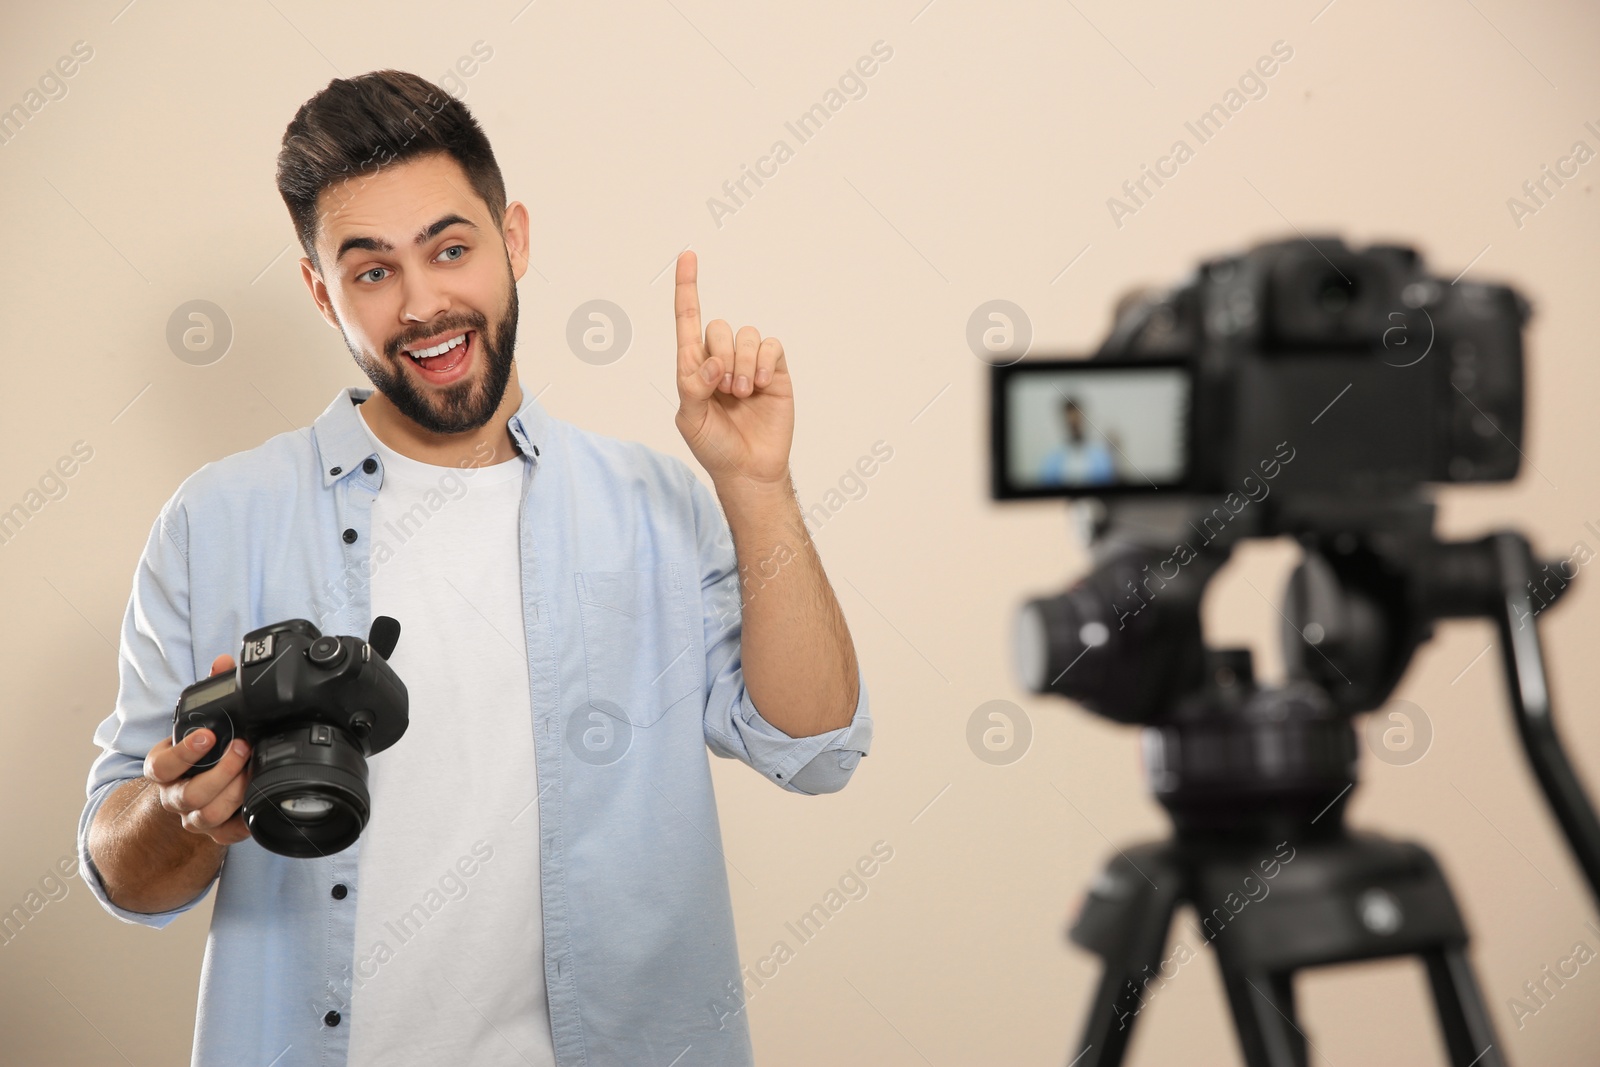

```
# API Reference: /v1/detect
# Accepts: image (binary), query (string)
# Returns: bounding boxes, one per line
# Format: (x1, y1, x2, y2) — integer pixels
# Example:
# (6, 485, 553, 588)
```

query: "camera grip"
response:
(173, 713, 237, 779)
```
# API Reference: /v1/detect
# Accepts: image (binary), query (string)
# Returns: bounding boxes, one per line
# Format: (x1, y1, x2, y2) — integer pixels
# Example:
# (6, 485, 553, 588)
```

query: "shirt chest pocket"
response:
(574, 565, 701, 728)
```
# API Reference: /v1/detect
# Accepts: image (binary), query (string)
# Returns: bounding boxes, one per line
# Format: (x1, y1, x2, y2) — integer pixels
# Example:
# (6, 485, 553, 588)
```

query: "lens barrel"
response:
(242, 722, 371, 858)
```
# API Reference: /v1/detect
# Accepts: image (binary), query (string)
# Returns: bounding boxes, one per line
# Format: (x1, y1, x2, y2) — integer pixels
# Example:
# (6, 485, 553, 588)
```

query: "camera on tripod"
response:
(172, 616, 409, 859)
(989, 237, 1600, 1067)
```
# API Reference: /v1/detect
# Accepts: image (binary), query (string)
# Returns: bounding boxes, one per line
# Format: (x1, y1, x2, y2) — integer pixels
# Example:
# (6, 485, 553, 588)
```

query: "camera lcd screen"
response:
(181, 672, 237, 713)
(991, 358, 1192, 499)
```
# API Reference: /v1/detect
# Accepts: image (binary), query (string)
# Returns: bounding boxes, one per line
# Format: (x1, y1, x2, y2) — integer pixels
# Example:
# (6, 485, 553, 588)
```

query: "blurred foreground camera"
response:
(172, 617, 408, 858)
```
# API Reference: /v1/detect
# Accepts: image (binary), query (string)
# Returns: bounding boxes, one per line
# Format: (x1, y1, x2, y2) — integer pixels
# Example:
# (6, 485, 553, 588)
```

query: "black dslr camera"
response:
(991, 236, 1526, 502)
(172, 617, 409, 858)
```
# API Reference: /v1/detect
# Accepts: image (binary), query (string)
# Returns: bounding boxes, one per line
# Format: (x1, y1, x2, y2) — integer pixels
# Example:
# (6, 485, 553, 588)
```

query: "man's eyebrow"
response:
(335, 214, 479, 264)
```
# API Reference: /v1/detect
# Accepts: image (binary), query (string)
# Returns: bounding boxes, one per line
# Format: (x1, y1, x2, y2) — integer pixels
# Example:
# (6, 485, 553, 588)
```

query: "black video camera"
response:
(990, 236, 1528, 501)
(171, 617, 409, 858)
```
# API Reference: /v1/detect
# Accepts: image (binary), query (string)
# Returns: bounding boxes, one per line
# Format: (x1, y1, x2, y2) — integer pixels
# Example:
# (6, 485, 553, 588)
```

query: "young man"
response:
(1036, 397, 1116, 487)
(77, 70, 872, 1066)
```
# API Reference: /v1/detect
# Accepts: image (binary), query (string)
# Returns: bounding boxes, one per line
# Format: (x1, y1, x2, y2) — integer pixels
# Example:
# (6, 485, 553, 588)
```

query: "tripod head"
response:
(998, 235, 1600, 901)
(1013, 489, 1600, 901)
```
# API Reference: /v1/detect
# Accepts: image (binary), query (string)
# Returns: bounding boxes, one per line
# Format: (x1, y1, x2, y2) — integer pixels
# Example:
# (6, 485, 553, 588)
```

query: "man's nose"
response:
(400, 270, 451, 326)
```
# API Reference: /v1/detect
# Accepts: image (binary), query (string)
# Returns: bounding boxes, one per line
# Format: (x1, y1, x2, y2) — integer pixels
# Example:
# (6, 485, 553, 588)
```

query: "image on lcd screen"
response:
(1005, 366, 1189, 490)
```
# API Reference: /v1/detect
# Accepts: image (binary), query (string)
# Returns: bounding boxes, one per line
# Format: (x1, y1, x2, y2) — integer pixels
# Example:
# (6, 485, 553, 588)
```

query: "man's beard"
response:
(344, 275, 519, 435)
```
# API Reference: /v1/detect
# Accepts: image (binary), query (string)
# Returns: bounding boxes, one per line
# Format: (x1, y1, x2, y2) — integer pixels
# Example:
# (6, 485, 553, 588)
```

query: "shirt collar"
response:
(312, 383, 551, 488)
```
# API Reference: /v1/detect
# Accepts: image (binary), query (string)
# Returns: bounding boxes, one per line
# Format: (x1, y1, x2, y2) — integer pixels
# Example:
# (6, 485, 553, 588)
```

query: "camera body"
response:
(1168, 237, 1526, 495)
(990, 237, 1529, 500)
(171, 617, 408, 858)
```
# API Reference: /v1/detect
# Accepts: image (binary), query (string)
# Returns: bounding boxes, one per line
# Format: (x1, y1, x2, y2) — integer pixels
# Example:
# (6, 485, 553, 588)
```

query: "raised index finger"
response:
(674, 250, 703, 369)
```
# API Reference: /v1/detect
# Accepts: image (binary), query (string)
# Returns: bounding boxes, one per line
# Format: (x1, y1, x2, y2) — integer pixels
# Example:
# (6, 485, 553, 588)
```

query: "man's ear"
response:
(501, 200, 531, 283)
(299, 255, 341, 330)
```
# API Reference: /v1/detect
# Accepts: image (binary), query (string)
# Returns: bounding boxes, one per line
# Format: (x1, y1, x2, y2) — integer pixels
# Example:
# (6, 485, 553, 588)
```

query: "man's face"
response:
(301, 152, 525, 435)
(1063, 404, 1085, 442)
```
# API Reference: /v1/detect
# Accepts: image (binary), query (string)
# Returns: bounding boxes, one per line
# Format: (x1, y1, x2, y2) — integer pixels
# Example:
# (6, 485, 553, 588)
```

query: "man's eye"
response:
(359, 267, 388, 284)
(437, 245, 466, 262)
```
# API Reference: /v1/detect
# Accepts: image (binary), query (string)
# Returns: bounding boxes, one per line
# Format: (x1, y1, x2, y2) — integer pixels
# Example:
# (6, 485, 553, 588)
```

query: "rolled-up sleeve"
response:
(684, 465, 873, 795)
(77, 493, 216, 928)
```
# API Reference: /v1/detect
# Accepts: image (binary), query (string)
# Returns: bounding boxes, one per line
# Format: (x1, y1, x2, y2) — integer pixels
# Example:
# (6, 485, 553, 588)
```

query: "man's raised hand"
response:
(672, 250, 795, 490)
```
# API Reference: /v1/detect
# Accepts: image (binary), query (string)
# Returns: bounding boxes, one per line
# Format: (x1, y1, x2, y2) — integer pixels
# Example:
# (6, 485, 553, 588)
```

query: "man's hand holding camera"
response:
(144, 654, 253, 846)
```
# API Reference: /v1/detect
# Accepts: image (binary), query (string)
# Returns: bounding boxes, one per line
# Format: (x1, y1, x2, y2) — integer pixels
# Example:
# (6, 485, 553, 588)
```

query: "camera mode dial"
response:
(309, 635, 346, 668)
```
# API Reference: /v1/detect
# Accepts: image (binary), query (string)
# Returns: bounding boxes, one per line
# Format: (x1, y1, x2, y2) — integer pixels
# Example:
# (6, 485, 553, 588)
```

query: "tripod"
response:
(1051, 509, 1600, 1067)
(1072, 830, 1498, 1067)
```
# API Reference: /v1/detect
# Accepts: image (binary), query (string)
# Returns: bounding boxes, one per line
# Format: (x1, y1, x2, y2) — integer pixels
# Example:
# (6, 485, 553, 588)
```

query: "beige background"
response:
(3, 0, 1599, 1063)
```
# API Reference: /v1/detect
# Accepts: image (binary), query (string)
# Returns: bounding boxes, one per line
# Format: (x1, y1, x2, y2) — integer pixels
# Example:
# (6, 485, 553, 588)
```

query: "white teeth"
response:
(407, 333, 466, 360)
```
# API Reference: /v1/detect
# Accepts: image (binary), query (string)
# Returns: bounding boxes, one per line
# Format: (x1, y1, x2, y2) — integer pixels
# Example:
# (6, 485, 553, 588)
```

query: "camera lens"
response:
(242, 723, 371, 858)
(279, 795, 336, 820)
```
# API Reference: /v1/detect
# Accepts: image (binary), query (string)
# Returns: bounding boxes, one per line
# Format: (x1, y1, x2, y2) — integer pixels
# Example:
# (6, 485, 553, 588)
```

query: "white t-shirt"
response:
(347, 410, 555, 1066)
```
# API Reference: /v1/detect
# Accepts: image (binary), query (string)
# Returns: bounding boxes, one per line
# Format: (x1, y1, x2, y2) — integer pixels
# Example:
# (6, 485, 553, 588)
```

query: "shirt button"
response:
(329, 466, 342, 477)
(363, 458, 378, 474)
(342, 529, 358, 544)
(324, 1010, 341, 1027)
(331, 884, 348, 900)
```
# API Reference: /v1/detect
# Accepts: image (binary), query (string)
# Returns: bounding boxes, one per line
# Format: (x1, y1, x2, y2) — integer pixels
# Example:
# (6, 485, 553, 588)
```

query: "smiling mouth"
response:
(400, 329, 474, 380)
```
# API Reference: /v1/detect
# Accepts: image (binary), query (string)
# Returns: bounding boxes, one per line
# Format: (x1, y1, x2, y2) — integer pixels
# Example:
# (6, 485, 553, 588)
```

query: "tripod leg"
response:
(1218, 968, 1308, 1067)
(1070, 961, 1141, 1066)
(1067, 861, 1183, 1066)
(1423, 947, 1506, 1067)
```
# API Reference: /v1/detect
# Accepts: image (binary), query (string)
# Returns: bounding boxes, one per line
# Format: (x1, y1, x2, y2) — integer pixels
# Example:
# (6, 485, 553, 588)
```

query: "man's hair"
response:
(275, 70, 507, 272)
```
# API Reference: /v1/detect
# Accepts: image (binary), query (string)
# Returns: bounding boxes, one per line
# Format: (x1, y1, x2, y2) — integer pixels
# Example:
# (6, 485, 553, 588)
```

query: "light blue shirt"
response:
(1036, 439, 1115, 487)
(77, 385, 874, 1067)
